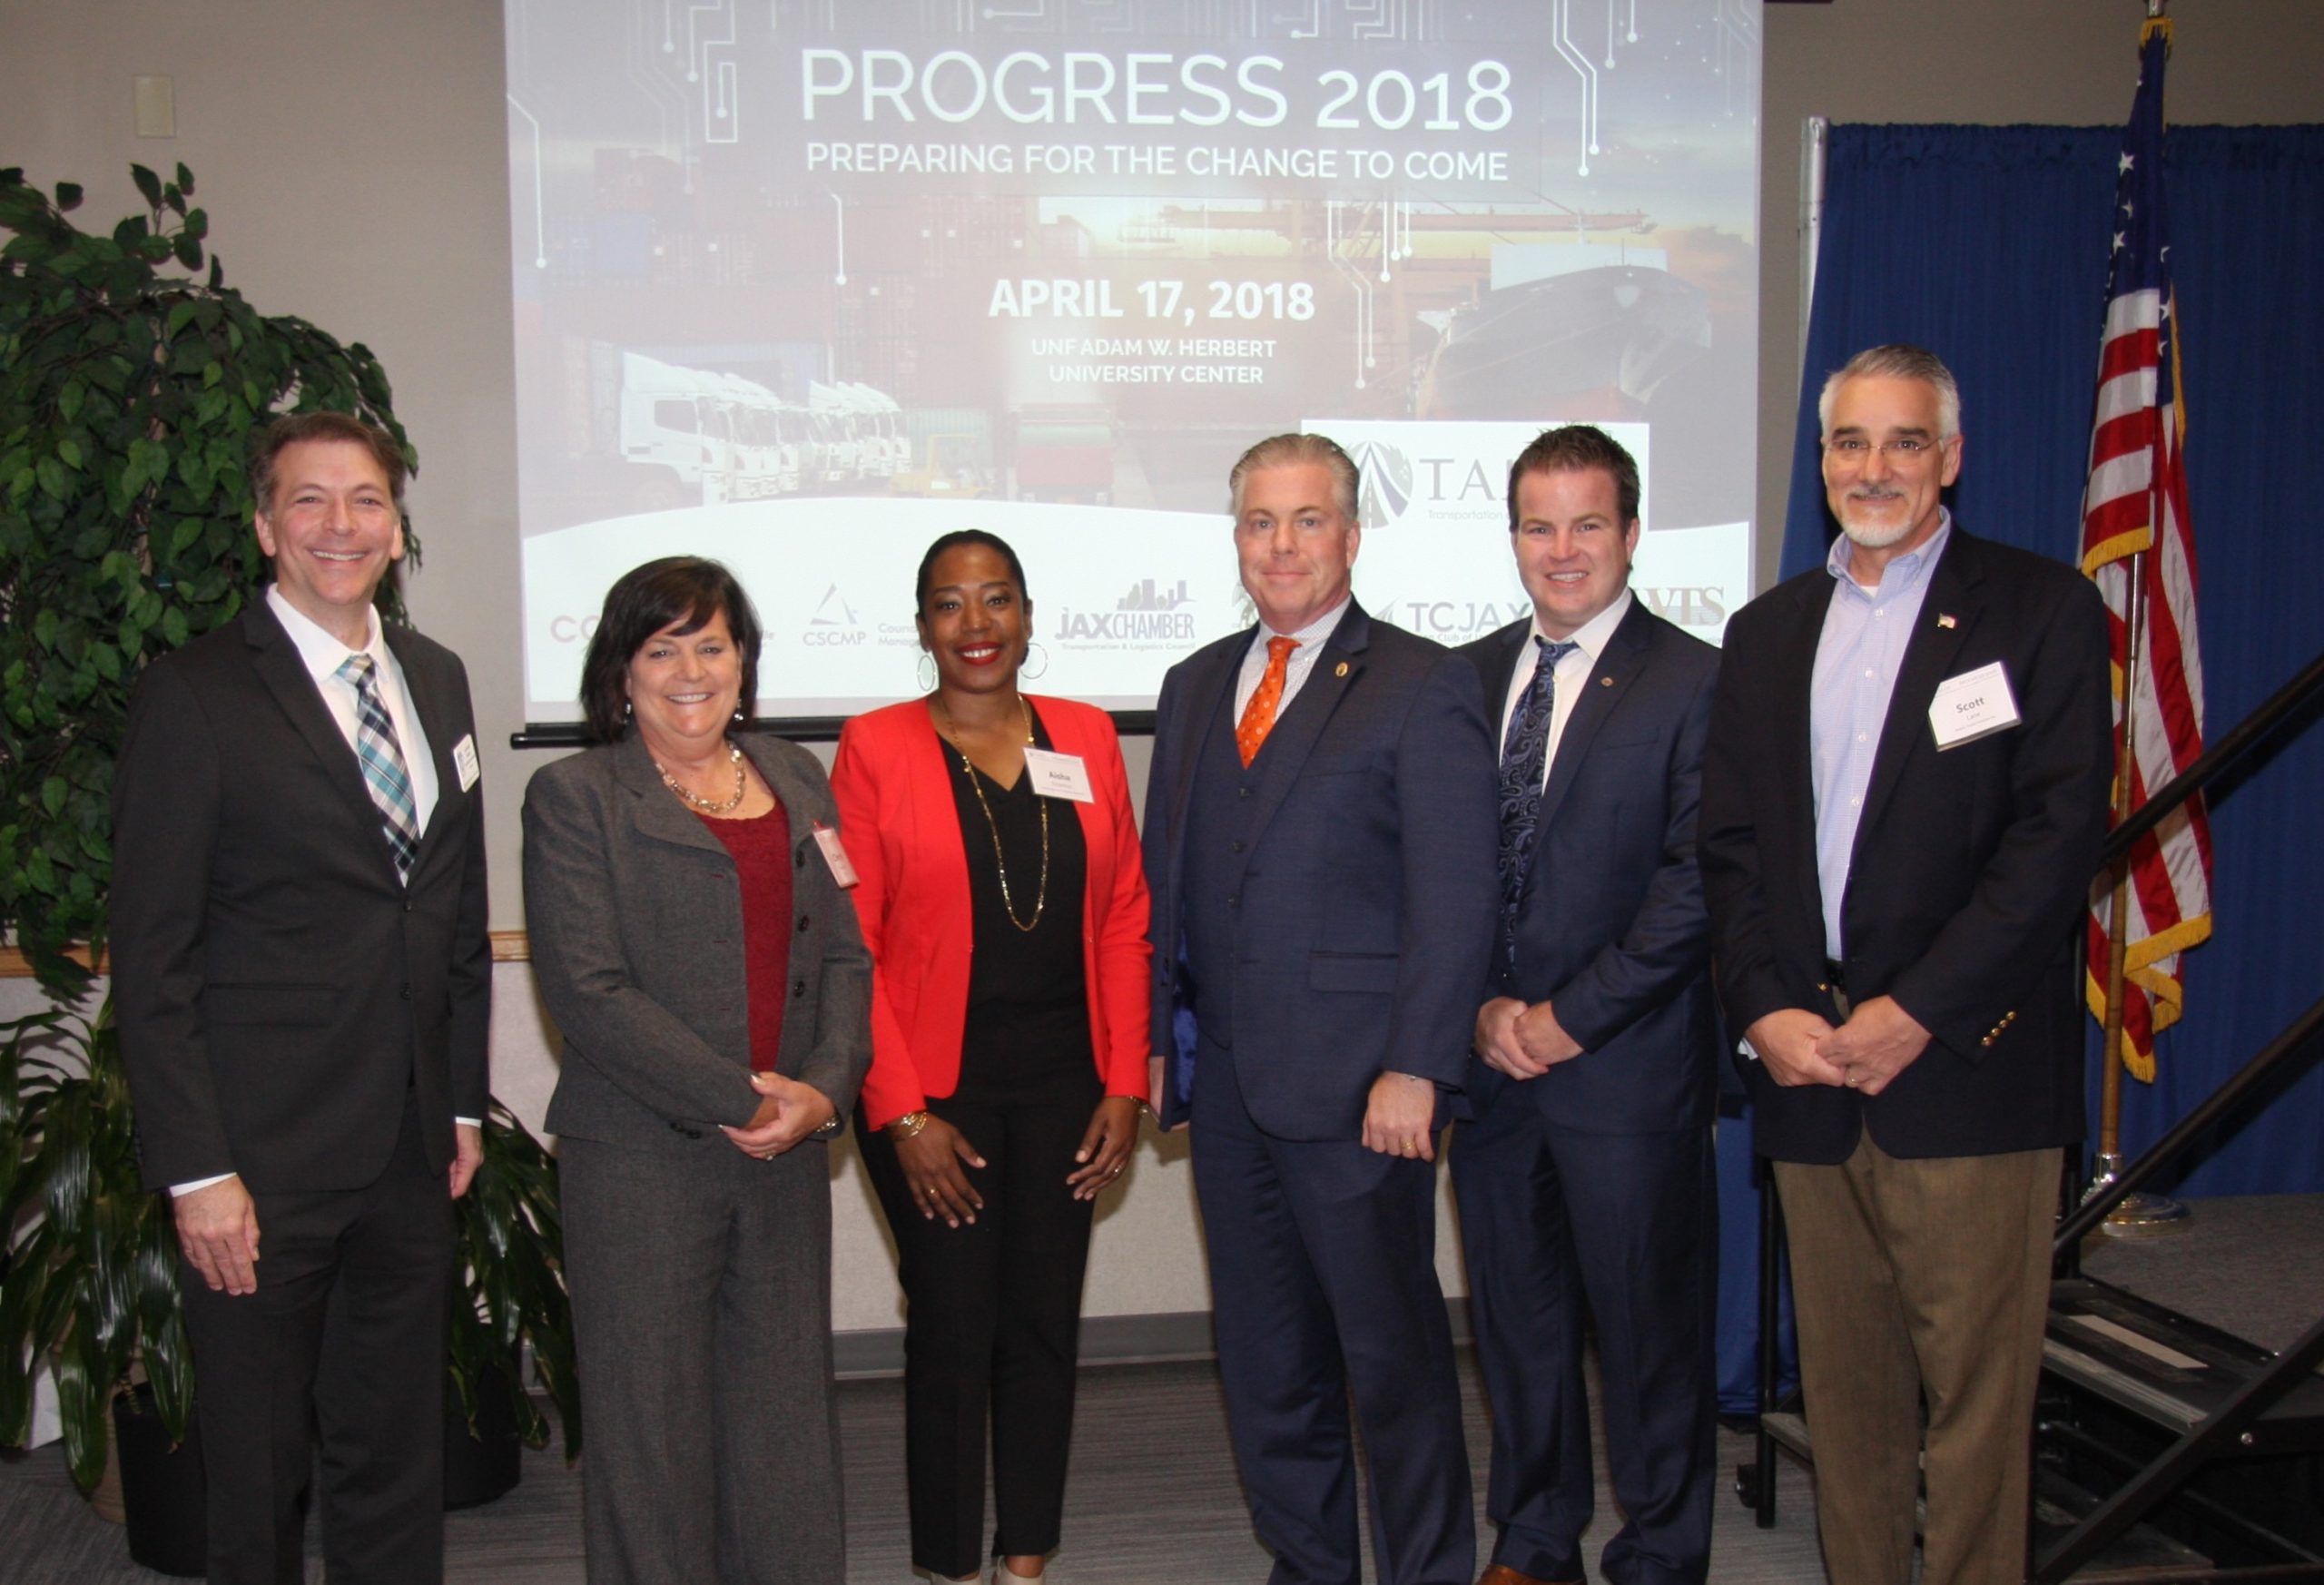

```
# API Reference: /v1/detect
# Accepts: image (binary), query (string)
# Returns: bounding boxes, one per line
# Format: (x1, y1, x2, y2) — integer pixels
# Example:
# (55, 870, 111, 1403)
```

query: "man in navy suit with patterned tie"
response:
(1454, 424, 1721, 1585)
(1145, 433, 1500, 1585)
(112, 412, 491, 1584)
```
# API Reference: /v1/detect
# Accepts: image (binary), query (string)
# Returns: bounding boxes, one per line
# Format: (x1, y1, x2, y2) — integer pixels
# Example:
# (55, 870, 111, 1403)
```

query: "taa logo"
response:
(1347, 440, 1417, 530)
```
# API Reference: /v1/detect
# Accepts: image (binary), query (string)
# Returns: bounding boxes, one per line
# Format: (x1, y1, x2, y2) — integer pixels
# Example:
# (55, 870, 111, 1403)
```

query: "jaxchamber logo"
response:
(1348, 439, 1417, 530)
(1055, 576, 1198, 645)
(803, 584, 867, 645)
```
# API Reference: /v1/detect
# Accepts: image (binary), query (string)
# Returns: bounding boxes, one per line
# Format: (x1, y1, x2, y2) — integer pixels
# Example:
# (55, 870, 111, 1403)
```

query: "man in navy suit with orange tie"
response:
(1145, 433, 1499, 1585)
(1453, 425, 1722, 1585)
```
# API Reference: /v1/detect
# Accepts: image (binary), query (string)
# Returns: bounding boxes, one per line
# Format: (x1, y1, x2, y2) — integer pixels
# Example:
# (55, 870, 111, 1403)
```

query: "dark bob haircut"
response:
(578, 556, 763, 743)
(912, 529, 1029, 617)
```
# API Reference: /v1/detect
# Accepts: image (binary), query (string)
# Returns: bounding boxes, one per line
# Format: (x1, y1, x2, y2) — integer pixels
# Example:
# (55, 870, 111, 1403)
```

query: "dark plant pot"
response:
(111, 1385, 206, 1578)
(442, 1375, 522, 1510)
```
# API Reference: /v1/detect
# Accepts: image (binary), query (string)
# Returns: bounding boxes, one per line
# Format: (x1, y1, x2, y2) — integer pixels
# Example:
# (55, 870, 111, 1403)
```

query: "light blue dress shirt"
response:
(1810, 513, 1953, 960)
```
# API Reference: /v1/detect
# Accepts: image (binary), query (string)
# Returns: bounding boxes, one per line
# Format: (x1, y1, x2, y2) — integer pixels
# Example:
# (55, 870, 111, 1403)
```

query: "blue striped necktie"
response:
(336, 654, 421, 883)
(1496, 636, 1579, 962)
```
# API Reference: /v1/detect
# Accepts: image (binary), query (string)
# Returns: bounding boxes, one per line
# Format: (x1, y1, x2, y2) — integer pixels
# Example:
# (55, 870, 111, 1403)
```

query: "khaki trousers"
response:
(1774, 1132, 2059, 1585)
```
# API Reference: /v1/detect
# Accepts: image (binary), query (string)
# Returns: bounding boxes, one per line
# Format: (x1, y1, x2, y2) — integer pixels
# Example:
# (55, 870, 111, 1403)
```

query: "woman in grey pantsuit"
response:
(523, 557, 872, 1584)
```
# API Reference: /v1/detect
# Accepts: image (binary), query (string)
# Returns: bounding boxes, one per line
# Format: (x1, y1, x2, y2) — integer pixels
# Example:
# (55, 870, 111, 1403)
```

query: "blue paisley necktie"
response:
(1496, 637, 1579, 962)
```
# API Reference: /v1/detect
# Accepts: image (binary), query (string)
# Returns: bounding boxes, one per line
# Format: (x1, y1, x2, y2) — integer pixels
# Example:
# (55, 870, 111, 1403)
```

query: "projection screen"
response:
(505, 1, 1761, 728)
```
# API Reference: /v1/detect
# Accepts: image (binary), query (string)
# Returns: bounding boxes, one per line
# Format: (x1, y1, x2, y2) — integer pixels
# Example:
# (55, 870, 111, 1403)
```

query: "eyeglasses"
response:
(1824, 437, 1948, 461)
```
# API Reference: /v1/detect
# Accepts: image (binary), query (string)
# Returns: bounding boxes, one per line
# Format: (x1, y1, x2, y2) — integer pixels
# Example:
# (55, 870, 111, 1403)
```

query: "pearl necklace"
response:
(655, 741, 748, 814)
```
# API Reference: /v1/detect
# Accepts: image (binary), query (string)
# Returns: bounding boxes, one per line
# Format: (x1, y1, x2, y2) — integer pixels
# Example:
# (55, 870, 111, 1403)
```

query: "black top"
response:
(946, 703, 1094, 1105)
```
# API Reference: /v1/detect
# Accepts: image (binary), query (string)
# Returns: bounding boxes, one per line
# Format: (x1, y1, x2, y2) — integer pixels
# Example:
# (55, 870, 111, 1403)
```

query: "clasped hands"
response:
(1744, 996, 1932, 1096)
(719, 1071, 835, 1159)
(1473, 996, 1583, 1081)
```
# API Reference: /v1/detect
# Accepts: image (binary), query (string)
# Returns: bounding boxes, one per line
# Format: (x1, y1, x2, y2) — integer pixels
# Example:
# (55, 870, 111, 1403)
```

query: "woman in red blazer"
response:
(831, 529, 1151, 1585)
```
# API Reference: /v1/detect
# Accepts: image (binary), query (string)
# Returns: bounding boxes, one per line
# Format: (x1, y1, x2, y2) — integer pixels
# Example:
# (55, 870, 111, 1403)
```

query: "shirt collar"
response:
(267, 584, 387, 685)
(1261, 594, 1353, 648)
(1826, 509, 1952, 597)
(1529, 587, 1631, 664)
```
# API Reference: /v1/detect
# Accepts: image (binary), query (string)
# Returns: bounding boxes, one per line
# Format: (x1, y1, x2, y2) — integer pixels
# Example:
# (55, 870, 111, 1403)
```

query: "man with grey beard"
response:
(1698, 345, 2112, 1585)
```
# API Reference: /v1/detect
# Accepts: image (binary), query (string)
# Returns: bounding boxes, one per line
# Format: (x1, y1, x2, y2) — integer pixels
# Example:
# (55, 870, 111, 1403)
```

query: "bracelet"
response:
(1111, 1095, 1152, 1117)
(887, 1109, 933, 1139)
(812, 1114, 842, 1137)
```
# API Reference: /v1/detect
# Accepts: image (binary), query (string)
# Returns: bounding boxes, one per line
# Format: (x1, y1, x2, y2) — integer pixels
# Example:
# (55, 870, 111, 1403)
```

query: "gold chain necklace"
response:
(936, 695, 1048, 932)
(655, 741, 748, 814)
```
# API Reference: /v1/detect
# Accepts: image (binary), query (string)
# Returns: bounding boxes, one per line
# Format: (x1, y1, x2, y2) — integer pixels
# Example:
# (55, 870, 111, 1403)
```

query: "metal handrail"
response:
(2100, 648, 2324, 867)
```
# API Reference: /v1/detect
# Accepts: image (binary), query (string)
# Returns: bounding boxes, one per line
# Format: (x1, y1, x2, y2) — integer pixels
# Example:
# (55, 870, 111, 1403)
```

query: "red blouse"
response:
(697, 802, 793, 1071)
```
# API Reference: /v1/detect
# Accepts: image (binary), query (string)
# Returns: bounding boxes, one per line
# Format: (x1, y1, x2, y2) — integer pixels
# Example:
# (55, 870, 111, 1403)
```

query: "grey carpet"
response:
(2, 1351, 1823, 1583)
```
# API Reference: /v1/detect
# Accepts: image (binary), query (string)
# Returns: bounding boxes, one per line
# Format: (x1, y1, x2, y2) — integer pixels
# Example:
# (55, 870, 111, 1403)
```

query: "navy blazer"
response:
(1143, 599, 1500, 1139)
(111, 601, 492, 1194)
(1699, 525, 2113, 1163)
(1458, 600, 1722, 1135)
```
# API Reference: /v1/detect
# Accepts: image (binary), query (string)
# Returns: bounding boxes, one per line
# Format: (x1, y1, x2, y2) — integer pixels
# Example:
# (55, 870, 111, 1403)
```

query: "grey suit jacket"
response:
(522, 732, 872, 1151)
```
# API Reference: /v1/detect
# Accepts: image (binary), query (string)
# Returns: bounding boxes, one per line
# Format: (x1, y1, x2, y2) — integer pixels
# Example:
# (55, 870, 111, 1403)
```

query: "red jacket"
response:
(831, 696, 1153, 1129)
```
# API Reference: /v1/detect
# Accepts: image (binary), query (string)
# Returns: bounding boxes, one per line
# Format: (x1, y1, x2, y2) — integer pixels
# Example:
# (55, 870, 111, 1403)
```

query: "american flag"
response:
(2081, 17, 2212, 1084)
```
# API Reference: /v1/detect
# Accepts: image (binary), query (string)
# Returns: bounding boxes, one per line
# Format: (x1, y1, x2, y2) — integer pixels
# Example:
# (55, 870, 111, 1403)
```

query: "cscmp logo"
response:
(803, 584, 868, 646)
(1348, 439, 1417, 530)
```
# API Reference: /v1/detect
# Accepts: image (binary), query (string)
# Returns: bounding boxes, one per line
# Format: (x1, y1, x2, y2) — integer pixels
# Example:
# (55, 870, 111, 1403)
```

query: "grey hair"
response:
(1227, 432, 1360, 521)
(1817, 344, 1962, 441)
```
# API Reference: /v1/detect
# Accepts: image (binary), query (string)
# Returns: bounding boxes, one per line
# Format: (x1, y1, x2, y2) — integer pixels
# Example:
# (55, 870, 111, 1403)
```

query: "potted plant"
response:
(446, 1100, 584, 1505)
(0, 165, 575, 1551)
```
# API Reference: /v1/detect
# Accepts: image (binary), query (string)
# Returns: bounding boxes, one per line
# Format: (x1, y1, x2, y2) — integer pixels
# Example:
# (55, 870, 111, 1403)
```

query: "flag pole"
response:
(2086, 459, 2188, 1238)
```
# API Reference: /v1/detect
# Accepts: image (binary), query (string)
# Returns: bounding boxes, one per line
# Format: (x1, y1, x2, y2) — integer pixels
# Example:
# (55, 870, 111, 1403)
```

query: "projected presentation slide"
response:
(505, 1, 1760, 724)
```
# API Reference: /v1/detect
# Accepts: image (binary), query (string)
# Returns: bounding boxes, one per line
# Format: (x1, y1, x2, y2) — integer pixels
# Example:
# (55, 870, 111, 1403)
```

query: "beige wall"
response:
(7, 0, 2320, 1326)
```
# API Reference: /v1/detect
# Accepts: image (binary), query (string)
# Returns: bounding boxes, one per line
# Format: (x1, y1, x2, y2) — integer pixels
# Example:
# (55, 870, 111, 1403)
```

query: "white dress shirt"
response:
(1234, 596, 1353, 721)
(1493, 589, 1634, 788)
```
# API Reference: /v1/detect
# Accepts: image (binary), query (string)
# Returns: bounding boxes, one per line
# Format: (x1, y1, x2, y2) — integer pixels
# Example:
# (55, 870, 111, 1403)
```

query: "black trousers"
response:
(180, 1094, 450, 1585)
(858, 1083, 1099, 1577)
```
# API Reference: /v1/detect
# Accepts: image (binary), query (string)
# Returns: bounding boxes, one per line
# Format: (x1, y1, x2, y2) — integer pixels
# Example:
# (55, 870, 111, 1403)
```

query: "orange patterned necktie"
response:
(1236, 636, 1299, 766)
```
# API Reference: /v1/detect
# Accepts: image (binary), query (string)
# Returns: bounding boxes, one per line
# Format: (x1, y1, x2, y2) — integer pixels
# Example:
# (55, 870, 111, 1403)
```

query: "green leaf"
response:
(55, 438, 83, 469)
(174, 162, 194, 194)
(41, 780, 67, 818)
(54, 181, 84, 212)
(172, 234, 202, 271)
(131, 165, 162, 209)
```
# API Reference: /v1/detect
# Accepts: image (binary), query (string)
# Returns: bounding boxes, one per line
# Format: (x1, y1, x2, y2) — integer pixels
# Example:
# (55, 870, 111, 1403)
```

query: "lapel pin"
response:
(1600, 676, 1613, 686)
(1937, 613, 1957, 629)
(1334, 661, 1350, 677)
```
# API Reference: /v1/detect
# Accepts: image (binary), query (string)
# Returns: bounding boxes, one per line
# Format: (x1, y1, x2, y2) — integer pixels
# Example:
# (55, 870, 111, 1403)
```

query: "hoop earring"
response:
(1021, 641, 1049, 681)
(916, 653, 937, 693)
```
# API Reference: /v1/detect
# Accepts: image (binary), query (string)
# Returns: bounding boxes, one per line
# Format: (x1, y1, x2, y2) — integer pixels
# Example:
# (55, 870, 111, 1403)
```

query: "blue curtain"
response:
(1786, 123, 2324, 1196)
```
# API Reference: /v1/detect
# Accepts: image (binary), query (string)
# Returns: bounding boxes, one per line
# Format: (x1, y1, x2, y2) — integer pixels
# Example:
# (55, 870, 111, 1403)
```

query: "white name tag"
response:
(812, 823, 860, 888)
(452, 733, 481, 792)
(1021, 746, 1095, 802)
(1928, 661, 2022, 750)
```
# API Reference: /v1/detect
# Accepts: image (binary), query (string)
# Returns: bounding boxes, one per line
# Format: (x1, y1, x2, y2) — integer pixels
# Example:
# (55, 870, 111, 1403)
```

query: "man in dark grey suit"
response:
(1454, 425, 1721, 1585)
(1144, 433, 1499, 1585)
(112, 412, 491, 1584)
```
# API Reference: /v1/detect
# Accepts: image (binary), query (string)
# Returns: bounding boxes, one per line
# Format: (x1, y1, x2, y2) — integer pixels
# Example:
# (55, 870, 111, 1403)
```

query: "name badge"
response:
(812, 823, 860, 888)
(452, 733, 481, 792)
(1928, 661, 2022, 750)
(1021, 746, 1095, 802)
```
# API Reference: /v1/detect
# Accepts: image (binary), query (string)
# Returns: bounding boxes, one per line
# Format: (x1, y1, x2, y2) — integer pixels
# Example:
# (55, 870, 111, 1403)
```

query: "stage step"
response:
(2046, 1278, 2324, 1454)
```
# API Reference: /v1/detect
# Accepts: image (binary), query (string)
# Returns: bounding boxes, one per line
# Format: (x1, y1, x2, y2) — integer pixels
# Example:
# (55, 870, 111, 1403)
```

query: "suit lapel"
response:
(1478, 621, 1529, 745)
(1853, 530, 1983, 849)
(1772, 571, 1837, 938)
(616, 733, 731, 855)
(1240, 600, 1371, 851)
(1533, 601, 1647, 838)
(384, 625, 468, 881)
(1160, 632, 1244, 850)
(243, 603, 404, 880)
